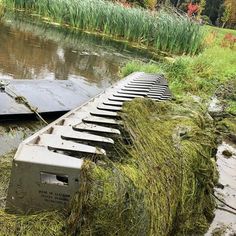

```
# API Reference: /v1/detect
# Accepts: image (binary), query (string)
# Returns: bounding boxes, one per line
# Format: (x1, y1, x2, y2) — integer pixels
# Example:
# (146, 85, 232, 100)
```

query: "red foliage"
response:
(187, 3, 199, 17)
(221, 33, 236, 49)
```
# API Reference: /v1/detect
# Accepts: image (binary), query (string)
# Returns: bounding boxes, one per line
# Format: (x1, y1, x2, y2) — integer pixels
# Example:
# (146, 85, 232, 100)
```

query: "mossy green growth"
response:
(217, 118, 236, 134)
(0, 210, 66, 235)
(67, 98, 218, 235)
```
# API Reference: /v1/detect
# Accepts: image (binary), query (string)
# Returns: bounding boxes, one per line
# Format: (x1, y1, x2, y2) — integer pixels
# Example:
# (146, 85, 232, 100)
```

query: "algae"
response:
(0, 210, 66, 236)
(67, 98, 218, 235)
(0, 151, 13, 209)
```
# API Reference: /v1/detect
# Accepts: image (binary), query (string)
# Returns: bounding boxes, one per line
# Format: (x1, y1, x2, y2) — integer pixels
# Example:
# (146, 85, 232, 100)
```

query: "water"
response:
(0, 16, 123, 83)
(206, 141, 236, 235)
(0, 12, 153, 83)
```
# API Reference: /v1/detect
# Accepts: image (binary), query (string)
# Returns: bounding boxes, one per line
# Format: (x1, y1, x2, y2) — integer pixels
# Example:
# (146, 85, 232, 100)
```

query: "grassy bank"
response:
(122, 26, 236, 110)
(1, 0, 203, 55)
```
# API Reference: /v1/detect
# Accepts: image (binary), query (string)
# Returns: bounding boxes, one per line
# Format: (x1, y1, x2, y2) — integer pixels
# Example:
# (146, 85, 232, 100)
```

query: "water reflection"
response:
(0, 12, 148, 86)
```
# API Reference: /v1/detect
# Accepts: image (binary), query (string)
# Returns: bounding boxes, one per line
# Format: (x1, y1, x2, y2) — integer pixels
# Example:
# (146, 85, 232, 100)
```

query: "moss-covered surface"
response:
(0, 100, 219, 235)
(67, 98, 218, 235)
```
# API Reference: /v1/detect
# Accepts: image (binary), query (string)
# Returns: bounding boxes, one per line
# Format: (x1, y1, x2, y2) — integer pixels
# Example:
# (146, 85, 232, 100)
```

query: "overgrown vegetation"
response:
(1, 0, 203, 55)
(0, 210, 66, 235)
(0, 100, 219, 235)
(67, 99, 217, 235)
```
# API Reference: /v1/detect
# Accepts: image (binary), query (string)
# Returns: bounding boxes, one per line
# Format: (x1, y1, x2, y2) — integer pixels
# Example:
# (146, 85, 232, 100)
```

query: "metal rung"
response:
(90, 109, 119, 118)
(108, 96, 133, 102)
(38, 134, 106, 155)
(129, 81, 156, 85)
(97, 105, 122, 112)
(133, 76, 159, 80)
(147, 92, 165, 96)
(113, 93, 144, 99)
(121, 87, 149, 92)
(52, 126, 114, 145)
(74, 123, 121, 135)
(83, 116, 121, 126)
(103, 100, 123, 106)
(133, 79, 157, 83)
(117, 90, 148, 96)
(125, 85, 152, 89)
(148, 89, 166, 93)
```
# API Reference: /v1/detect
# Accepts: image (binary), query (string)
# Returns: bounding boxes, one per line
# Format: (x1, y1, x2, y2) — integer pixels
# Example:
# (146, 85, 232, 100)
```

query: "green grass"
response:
(121, 26, 236, 98)
(2, 0, 203, 55)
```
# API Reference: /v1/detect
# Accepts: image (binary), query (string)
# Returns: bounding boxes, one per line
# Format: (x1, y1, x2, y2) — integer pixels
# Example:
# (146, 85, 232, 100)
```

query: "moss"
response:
(217, 118, 236, 134)
(67, 98, 218, 235)
(226, 101, 236, 115)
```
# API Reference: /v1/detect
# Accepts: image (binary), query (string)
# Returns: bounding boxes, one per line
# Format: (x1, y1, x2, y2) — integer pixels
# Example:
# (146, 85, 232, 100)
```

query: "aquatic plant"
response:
(2, 0, 203, 55)
(0, 210, 66, 235)
(67, 98, 217, 235)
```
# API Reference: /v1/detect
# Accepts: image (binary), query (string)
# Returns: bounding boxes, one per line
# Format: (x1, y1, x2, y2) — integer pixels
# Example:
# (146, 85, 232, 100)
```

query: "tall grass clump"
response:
(2, 0, 203, 55)
(67, 98, 217, 235)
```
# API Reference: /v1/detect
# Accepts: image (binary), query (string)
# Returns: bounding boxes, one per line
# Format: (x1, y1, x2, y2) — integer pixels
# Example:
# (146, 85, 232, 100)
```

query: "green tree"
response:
(221, 2, 232, 27)
(203, 0, 223, 24)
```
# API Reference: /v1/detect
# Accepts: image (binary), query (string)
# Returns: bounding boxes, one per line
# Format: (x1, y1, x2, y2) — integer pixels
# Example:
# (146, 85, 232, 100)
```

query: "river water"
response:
(206, 141, 236, 235)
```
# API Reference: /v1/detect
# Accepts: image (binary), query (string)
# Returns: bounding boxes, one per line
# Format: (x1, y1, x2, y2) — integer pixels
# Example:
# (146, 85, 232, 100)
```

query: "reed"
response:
(2, 0, 204, 55)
